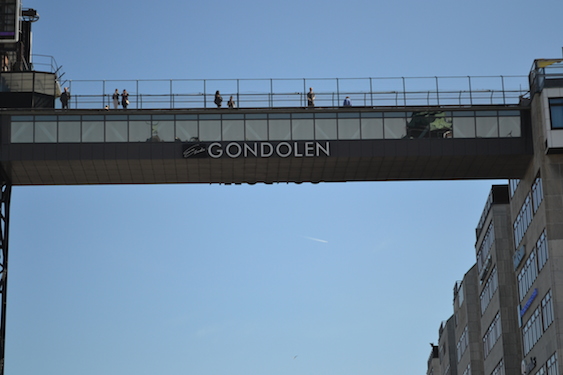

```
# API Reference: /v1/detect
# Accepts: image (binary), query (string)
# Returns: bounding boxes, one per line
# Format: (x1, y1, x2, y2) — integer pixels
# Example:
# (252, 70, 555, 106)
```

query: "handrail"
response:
(55, 75, 528, 110)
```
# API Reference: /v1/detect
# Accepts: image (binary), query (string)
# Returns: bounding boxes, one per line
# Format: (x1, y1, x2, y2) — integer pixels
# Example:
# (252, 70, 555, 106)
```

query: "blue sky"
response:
(5, 1, 563, 375)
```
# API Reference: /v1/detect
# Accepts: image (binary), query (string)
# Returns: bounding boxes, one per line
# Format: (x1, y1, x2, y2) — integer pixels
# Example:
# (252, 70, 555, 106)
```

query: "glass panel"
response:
(550, 99, 563, 129)
(292, 119, 314, 140)
(82, 121, 104, 142)
(499, 117, 521, 137)
(176, 120, 198, 141)
(106, 120, 128, 142)
(315, 118, 337, 140)
(222, 119, 244, 141)
(476, 117, 498, 138)
(59, 121, 81, 142)
(129, 120, 151, 142)
(269, 119, 290, 140)
(338, 118, 360, 139)
(199, 120, 221, 141)
(152, 120, 174, 142)
(383, 118, 406, 139)
(245, 119, 268, 141)
(35, 121, 57, 143)
(361, 118, 383, 139)
(11, 121, 33, 143)
(452, 117, 475, 138)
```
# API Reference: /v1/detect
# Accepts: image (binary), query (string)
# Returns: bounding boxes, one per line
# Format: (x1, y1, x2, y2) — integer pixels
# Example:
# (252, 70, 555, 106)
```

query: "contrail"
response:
(303, 236, 328, 243)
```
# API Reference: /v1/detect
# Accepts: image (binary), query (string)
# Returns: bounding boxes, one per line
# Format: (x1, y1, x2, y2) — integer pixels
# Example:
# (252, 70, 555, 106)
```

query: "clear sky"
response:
(5, 1, 563, 375)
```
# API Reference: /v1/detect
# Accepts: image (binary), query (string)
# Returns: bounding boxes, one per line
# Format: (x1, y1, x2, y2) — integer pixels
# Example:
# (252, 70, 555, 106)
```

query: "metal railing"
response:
(58, 75, 529, 110)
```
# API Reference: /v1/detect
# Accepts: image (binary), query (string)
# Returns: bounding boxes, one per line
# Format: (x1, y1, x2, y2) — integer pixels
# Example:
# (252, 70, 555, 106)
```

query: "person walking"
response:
(343, 96, 352, 107)
(112, 89, 120, 109)
(121, 89, 129, 109)
(214, 90, 223, 108)
(228, 96, 235, 109)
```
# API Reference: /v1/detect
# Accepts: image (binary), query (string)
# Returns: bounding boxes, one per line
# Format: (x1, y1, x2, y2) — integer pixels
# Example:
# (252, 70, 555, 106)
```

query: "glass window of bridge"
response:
(129, 115, 151, 142)
(105, 115, 128, 142)
(11, 116, 34, 143)
(451, 112, 475, 138)
(175, 114, 198, 142)
(245, 114, 268, 141)
(152, 115, 175, 142)
(314, 115, 337, 140)
(199, 114, 221, 141)
(383, 112, 407, 139)
(360, 113, 383, 139)
(476, 111, 499, 138)
(498, 110, 521, 137)
(549, 98, 563, 129)
(338, 113, 360, 139)
(269, 114, 291, 140)
(35, 115, 57, 143)
(58, 115, 81, 143)
(82, 115, 104, 142)
(291, 113, 314, 140)
(222, 114, 244, 141)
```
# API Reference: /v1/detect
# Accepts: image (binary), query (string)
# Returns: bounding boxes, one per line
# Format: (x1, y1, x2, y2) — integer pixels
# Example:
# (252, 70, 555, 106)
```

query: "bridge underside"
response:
(2, 138, 532, 185)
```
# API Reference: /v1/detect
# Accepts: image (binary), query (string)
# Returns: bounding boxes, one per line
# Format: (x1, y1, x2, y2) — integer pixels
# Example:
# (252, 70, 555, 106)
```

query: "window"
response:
(518, 250, 538, 301)
(546, 352, 558, 375)
(542, 290, 554, 331)
(537, 230, 549, 271)
(513, 194, 533, 248)
(532, 174, 544, 213)
(480, 267, 498, 314)
(509, 179, 520, 197)
(457, 326, 469, 363)
(477, 223, 495, 272)
(491, 359, 505, 375)
(549, 98, 563, 129)
(483, 313, 502, 358)
(522, 308, 542, 355)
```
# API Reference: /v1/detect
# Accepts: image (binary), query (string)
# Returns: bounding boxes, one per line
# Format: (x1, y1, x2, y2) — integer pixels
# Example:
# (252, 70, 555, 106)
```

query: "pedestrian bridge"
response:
(0, 103, 532, 185)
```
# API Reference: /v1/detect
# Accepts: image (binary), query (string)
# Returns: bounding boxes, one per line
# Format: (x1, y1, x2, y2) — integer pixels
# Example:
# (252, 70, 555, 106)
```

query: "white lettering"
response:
(316, 142, 330, 156)
(226, 142, 242, 158)
(244, 143, 258, 157)
(208, 142, 223, 158)
(305, 142, 314, 157)
(276, 142, 292, 157)
(293, 142, 303, 157)
(261, 142, 273, 157)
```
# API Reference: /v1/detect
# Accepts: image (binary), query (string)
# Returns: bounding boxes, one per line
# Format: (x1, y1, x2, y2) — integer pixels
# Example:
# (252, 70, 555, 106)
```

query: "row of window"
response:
(513, 174, 544, 248)
(9, 111, 522, 143)
(483, 313, 502, 358)
(518, 230, 548, 302)
(491, 359, 505, 375)
(477, 223, 495, 273)
(480, 267, 498, 314)
(533, 352, 559, 375)
(522, 290, 554, 355)
(456, 326, 469, 363)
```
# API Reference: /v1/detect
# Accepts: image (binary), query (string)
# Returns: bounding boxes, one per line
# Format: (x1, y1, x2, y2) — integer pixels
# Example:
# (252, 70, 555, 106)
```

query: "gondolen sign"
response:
(183, 141, 331, 159)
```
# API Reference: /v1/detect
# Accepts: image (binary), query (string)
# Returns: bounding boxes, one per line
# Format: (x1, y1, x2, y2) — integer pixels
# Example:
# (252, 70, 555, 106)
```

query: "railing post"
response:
(103, 80, 106, 109)
(136, 80, 139, 109)
(204, 79, 207, 109)
(237, 79, 240, 108)
(501, 75, 506, 105)
(170, 79, 173, 109)
(336, 78, 340, 107)
(435, 76, 440, 106)
(402, 77, 407, 106)
(468, 76, 473, 105)
(369, 78, 373, 106)
(303, 79, 306, 107)
(270, 79, 273, 108)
